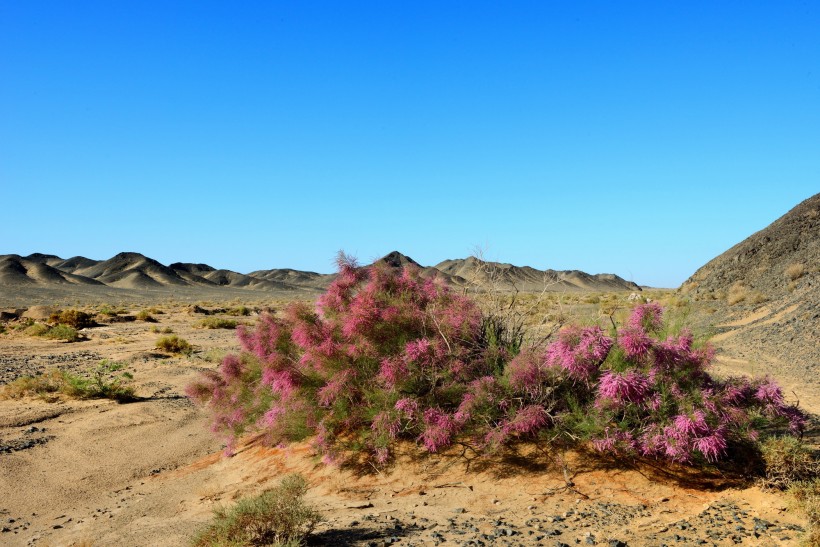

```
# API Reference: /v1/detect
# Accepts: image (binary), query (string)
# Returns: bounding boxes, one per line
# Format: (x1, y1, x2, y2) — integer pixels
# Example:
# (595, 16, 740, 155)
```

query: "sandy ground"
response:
(0, 298, 817, 546)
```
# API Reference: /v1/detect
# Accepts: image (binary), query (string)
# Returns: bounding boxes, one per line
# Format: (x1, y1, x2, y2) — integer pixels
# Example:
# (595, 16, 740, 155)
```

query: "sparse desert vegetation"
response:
(197, 317, 238, 329)
(0, 360, 135, 402)
(156, 334, 193, 354)
(192, 474, 322, 547)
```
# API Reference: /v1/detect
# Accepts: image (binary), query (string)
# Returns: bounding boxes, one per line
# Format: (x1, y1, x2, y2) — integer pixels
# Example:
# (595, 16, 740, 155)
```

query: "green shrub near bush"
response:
(49, 309, 96, 329)
(0, 360, 135, 402)
(42, 324, 81, 342)
(192, 474, 321, 547)
(198, 317, 238, 329)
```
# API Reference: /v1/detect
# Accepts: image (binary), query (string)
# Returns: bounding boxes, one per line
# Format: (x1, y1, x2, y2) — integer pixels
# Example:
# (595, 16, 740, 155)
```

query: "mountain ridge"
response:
(0, 250, 643, 293)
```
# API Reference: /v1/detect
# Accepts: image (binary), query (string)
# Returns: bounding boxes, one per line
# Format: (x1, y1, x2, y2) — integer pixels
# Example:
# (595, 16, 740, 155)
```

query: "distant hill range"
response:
(0, 250, 640, 293)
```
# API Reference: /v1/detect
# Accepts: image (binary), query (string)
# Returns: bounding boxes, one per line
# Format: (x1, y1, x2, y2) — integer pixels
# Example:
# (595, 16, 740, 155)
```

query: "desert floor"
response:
(0, 291, 817, 547)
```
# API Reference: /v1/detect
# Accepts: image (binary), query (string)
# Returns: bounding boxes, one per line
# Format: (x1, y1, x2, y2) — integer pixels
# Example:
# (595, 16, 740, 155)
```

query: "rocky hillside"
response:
(683, 193, 819, 385)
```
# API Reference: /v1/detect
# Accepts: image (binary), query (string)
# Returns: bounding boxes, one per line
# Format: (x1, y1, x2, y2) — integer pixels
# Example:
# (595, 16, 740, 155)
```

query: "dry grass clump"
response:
(760, 436, 820, 490)
(0, 361, 135, 402)
(192, 474, 322, 547)
(156, 335, 192, 355)
(760, 437, 820, 545)
(136, 310, 158, 322)
(98, 305, 127, 317)
(786, 263, 806, 281)
(226, 306, 252, 316)
(727, 283, 748, 305)
(150, 325, 174, 334)
(197, 317, 238, 330)
(788, 479, 820, 546)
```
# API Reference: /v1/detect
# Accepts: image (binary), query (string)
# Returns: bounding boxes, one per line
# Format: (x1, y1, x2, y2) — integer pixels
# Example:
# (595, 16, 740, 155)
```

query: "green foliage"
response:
(42, 324, 81, 342)
(156, 335, 193, 354)
(98, 305, 127, 317)
(150, 325, 174, 334)
(198, 317, 238, 329)
(24, 323, 50, 337)
(227, 306, 252, 317)
(761, 436, 820, 490)
(0, 361, 135, 402)
(192, 474, 322, 547)
(49, 309, 96, 329)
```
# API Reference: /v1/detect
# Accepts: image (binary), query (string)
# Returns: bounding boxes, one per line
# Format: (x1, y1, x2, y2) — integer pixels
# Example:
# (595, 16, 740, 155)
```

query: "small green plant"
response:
(0, 361, 135, 402)
(197, 317, 238, 329)
(49, 309, 96, 329)
(226, 306, 251, 317)
(156, 335, 192, 354)
(62, 360, 136, 401)
(137, 310, 158, 322)
(98, 305, 129, 317)
(43, 324, 81, 342)
(192, 474, 322, 547)
(24, 323, 50, 337)
(150, 325, 174, 334)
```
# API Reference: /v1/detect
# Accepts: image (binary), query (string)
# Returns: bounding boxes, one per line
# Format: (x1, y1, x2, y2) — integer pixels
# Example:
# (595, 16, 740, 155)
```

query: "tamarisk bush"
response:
(187, 257, 806, 468)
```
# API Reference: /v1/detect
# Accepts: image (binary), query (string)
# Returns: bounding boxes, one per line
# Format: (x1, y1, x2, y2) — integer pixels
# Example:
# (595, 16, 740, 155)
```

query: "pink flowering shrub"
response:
(188, 259, 807, 469)
(187, 255, 517, 461)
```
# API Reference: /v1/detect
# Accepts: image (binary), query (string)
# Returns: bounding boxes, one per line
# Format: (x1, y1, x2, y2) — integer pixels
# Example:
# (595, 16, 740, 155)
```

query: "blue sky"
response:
(2, 2, 817, 287)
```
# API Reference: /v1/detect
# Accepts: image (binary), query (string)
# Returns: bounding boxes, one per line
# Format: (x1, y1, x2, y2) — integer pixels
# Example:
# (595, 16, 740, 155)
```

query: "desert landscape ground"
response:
(0, 195, 817, 547)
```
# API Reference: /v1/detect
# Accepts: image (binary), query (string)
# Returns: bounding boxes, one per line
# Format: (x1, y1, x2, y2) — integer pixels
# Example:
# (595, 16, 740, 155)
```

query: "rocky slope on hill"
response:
(683, 193, 819, 385)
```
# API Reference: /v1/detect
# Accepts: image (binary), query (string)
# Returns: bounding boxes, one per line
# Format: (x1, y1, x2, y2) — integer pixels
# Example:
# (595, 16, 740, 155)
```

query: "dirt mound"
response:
(683, 193, 819, 384)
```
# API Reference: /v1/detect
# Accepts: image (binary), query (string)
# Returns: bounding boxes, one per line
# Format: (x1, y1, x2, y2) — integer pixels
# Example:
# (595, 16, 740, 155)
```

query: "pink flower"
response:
(596, 370, 650, 405)
(619, 327, 652, 360)
(219, 354, 243, 380)
(628, 302, 664, 331)
(395, 398, 420, 420)
(546, 325, 613, 382)
(505, 405, 549, 435)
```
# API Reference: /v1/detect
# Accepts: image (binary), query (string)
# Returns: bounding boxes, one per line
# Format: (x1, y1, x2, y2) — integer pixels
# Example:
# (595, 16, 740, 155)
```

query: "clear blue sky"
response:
(2, 2, 817, 287)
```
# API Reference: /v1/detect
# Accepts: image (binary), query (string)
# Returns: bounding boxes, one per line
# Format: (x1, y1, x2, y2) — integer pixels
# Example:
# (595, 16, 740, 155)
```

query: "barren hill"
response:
(683, 193, 819, 385)
(0, 250, 644, 302)
(435, 256, 641, 292)
(0, 255, 104, 286)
